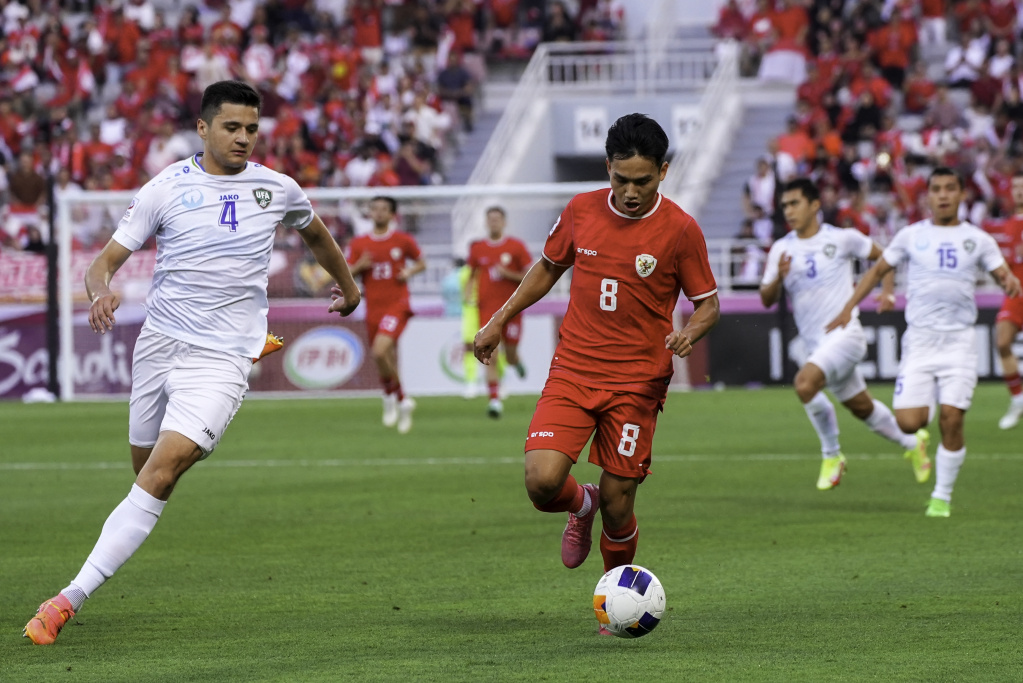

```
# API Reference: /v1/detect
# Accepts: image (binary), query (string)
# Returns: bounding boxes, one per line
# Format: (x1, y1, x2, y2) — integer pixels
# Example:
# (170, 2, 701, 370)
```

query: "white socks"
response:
(63, 484, 166, 611)
(864, 399, 917, 450)
(932, 445, 966, 503)
(804, 392, 841, 456)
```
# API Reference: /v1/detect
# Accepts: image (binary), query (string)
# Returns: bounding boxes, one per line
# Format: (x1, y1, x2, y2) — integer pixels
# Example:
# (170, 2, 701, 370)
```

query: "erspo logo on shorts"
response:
(530, 431, 555, 438)
(283, 327, 365, 390)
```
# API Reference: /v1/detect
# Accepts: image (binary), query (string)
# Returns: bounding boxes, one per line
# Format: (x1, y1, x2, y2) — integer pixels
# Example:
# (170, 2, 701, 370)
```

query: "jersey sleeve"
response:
(882, 227, 911, 266)
(346, 237, 363, 263)
(280, 174, 314, 229)
(111, 183, 163, 251)
(677, 218, 718, 300)
(979, 231, 1008, 273)
(404, 233, 422, 260)
(466, 241, 480, 269)
(542, 201, 575, 266)
(842, 228, 874, 260)
(760, 241, 784, 287)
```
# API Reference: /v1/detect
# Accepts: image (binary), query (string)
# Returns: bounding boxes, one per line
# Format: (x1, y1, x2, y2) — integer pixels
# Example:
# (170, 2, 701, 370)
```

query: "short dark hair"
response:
(605, 113, 670, 166)
(371, 196, 397, 214)
(200, 80, 262, 123)
(781, 178, 821, 203)
(485, 206, 505, 217)
(928, 166, 963, 189)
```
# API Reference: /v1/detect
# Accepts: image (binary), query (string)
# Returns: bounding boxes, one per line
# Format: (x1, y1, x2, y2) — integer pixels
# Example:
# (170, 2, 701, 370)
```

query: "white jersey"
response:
(113, 154, 314, 358)
(883, 220, 1005, 332)
(762, 223, 873, 347)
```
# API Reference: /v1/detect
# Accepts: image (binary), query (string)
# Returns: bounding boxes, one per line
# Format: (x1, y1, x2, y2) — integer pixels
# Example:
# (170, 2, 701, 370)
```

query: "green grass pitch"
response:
(2, 385, 1021, 682)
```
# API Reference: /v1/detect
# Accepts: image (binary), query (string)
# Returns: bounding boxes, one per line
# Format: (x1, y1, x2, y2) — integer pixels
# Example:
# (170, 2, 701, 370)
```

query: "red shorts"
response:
(524, 375, 663, 480)
(367, 307, 413, 341)
(997, 296, 1023, 329)
(479, 305, 522, 344)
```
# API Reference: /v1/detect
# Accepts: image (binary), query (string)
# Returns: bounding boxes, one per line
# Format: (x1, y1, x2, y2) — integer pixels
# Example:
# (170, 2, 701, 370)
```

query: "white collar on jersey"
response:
(369, 226, 396, 241)
(191, 153, 250, 175)
(606, 190, 663, 220)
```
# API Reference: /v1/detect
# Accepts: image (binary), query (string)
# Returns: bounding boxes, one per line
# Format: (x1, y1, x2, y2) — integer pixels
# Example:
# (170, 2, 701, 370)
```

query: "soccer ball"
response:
(593, 564, 666, 638)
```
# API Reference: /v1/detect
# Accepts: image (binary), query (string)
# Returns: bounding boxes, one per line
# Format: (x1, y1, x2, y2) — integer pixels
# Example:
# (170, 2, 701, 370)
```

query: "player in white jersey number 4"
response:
(760, 178, 929, 491)
(828, 168, 1021, 518)
(24, 81, 363, 645)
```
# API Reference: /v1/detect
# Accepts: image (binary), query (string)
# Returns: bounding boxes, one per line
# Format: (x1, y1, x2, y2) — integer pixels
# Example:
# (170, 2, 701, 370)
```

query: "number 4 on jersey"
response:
(219, 200, 239, 232)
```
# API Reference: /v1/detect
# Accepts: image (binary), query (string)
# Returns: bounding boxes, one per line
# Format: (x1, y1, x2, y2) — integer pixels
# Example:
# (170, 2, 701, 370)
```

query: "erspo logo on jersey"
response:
(283, 327, 364, 390)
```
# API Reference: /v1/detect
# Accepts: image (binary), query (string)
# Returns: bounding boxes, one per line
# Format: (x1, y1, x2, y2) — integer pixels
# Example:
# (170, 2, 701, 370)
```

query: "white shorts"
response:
(893, 327, 978, 411)
(129, 327, 251, 457)
(805, 322, 868, 402)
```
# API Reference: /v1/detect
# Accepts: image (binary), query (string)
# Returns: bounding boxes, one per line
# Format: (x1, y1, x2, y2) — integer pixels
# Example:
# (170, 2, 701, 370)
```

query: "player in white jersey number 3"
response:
(23, 81, 363, 644)
(761, 179, 931, 491)
(828, 167, 1021, 518)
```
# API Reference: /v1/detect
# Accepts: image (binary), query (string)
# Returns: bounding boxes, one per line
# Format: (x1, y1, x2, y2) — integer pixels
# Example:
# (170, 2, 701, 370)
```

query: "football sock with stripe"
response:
(600, 516, 638, 572)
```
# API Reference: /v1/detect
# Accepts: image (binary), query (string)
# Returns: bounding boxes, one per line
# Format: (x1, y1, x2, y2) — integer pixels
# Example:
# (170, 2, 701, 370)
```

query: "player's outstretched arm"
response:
(474, 258, 567, 365)
(666, 293, 720, 359)
(759, 252, 790, 308)
(868, 243, 898, 312)
(85, 239, 133, 334)
(298, 215, 361, 317)
(992, 264, 1022, 298)
(825, 257, 894, 332)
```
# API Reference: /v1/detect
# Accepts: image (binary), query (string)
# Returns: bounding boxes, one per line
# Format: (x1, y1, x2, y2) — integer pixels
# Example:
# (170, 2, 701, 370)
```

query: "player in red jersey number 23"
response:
(474, 114, 720, 593)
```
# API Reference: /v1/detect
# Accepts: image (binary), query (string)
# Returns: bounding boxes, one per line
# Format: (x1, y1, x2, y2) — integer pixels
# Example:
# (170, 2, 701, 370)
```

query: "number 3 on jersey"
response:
(219, 200, 239, 232)
(600, 278, 618, 311)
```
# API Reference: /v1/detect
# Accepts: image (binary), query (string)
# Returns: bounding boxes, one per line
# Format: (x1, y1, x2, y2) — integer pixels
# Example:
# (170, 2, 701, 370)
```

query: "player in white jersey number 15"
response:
(23, 81, 362, 645)
(827, 167, 1021, 518)
(760, 178, 929, 491)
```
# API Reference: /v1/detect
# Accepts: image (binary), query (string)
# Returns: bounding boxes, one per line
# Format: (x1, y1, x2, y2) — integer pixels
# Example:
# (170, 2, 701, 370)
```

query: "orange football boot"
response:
(24, 593, 75, 645)
(253, 332, 284, 363)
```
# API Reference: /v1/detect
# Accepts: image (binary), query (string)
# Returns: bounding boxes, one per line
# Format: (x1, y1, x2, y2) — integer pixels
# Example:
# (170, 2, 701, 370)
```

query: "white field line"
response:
(1, 452, 1021, 471)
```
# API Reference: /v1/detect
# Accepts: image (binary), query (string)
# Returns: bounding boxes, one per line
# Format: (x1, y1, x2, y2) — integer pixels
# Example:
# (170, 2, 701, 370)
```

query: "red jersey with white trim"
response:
(993, 216, 1023, 280)
(468, 236, 532, 314)
(347, 229, 421, 312)
(543, 189, 717, 398)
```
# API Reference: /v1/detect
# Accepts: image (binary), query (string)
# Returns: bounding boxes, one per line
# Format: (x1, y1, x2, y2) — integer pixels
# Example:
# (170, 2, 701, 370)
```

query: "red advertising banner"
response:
(0, 250, 157, 304)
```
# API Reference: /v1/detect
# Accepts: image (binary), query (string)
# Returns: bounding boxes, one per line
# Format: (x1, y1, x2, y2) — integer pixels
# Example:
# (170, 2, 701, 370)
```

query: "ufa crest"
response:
(635, 254, 657, 277)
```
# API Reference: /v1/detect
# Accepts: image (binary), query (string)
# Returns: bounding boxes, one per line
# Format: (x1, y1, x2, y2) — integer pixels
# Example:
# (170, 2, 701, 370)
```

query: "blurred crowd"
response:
(0, 0, 625, 252)
(716, 0, 1023, 287)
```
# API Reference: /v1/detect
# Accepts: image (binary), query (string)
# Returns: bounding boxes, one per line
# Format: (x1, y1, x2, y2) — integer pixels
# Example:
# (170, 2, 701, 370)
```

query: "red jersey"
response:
(542, 190, 717, 398)
(988, 216, 1023, 279)
(347, 230, 422, 313)
(468, 236, 532, 314)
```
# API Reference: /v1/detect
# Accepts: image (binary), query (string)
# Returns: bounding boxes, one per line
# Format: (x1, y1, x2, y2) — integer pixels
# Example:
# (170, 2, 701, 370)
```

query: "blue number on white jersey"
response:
(219, 200, 239, 232)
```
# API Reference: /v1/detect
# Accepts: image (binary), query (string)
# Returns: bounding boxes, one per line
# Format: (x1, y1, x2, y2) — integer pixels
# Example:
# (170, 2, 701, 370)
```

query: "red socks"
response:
(488, 381, 499, 400)
(382, 377, 405, 401)
(1006, 371, 1022, 397)
(600, 515, 638, 571)
(533, 475, 583, 513)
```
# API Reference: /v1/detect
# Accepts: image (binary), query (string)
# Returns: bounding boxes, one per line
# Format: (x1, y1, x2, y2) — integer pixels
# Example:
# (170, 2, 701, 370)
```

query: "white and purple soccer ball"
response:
(593, 564, 666, 638)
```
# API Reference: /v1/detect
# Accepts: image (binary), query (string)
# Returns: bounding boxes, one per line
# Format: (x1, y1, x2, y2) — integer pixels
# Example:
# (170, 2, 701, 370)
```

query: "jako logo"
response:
(283, 327, 364, 390)
(576, 248, 598, 256)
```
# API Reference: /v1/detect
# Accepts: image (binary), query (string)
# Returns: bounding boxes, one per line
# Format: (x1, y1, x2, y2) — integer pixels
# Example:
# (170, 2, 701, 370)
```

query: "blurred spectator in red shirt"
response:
(904, 61, 937, 114)
(869, 13, 916, 88)
(984, 0, 1017, 43)
(919, 0, 947, 49)
(712, 0, 748, 41)
(350, 0, 384, 65)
